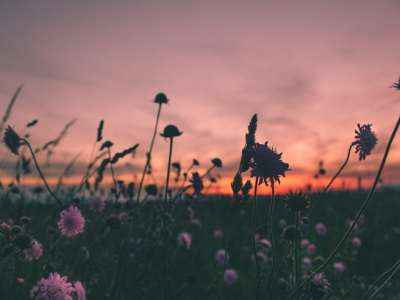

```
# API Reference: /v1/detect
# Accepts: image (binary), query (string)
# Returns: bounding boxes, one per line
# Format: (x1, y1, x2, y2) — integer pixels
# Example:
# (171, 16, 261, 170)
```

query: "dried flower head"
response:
(36, 272, 75, 300)
(190, 172, 204, 197)
(57, 206, 85, 237)
(284, 191, 311, 213)
(247, 142, 290, 186)
(304, 272, 331, 300)
(160, 125, 182, 138)
(352, 124, 378, 161)
(282, 225, 301, 240)
(3, 125, 22, 155)
(145, 184, 158, 196)
(389, 76, 400, 90)
(106, 215, 122, 230)
(154, 93, 169, 104)
(215, 249, 229, 263)
(12, 233, 35, 250)
(315, 223, 327, 236)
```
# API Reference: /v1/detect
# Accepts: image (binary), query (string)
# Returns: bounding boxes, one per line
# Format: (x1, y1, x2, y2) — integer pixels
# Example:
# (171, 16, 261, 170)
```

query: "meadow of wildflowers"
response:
(0, 84, 400, 300)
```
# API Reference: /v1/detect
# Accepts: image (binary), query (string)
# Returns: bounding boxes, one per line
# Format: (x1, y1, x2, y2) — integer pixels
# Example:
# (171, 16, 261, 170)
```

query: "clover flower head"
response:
(154, 93, 169, 104)
(57, 206, 85, 237)
(3, 125, 22, 155)
(177, 232, 192, 249)
(37, 272, 75, 300)
(247, 142, 290, 186)
(24, 240, 43, 260)
(307, 244, 316, 254)
(160, 124, 182, 138)
(190, 171, 204, 197)
(215, 249, 229, 263)
(304, 272, 331, 300)
(284, 190, 311, 213)
(223, 269, 238, 285)
(73, 281, 86, 300)
(89, 196, 105, 212)
(352, 124, 378, 161)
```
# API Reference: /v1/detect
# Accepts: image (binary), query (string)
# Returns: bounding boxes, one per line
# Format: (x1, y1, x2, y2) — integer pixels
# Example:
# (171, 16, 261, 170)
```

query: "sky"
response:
(0, 1, 399, 196)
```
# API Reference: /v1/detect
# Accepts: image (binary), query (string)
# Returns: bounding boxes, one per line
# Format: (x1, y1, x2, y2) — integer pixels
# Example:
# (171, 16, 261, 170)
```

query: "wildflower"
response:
(389, 76, 400, 90)
(128, 253, 135, 262)
(302, 257, 313, 271)
(260, 239, 272, 249)
(73, 281, 86, 300)
(213, 230, 222, 239)
(154, 93, 169, 104)
(190, 172, 204, 197)
(247, 142, 290, 186)
(106, 215, 121, 230)
(304, 272, 331, 300)
(36, 272, 75, 300)
(352, 237, 362, 247)
(211, 158, 222, 168)
(24, 240, 43, 260)
(215, 249, 229, 263)
(307, 244, 316, 254)
(301, 239, 310, 248)
(57, 206, 85, 237)
(177, 232, 192, 249)
(251, 252, 267, 264)
(283, 225, 301, 240)
(352, 124, 378, 161)
(333, 262, 345, 275)
(12, 233, 35, 250)
(190, 219, 202, 229)
(315, 223, 327, 236)
(145, 184, 158, 196)
(89, 196, 105, 212)
(3, 125, 22, 155)
(223, 269, 238, 285)
(284, 190, 311, 213)
(160, 124, 183, 138)
(17, 277, 24, 284)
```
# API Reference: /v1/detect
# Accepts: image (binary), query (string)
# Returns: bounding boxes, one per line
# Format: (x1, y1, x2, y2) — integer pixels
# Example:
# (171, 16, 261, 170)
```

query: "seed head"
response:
(284, 191, 311, 213)
(12, 233, 35, 250)
(211, 158, 222, 168)
(3, 125, 22, 155)
(106, 215, 122, 230)
(352, 124, 378, 161)
(160, 125, 182, 138)
(154, 93, 169, 104)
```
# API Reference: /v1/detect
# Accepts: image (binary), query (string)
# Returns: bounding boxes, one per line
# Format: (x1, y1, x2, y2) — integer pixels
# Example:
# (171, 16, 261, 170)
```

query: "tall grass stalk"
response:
(267, 184, 276, 300)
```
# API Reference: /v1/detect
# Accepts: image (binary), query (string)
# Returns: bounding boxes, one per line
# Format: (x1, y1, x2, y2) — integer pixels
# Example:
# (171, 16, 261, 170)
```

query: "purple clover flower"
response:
(302, 257, 313, 271)
(352, 124, 378, 161)
(36, 272, 75, 300)
(223, 269, 238, 285)
(352, 237, 362, 247)
(177, 232, 192, 249)
(3, 125, 22, 155)
(57, 206, 85, 237)
(190, 171, 204, 197)
(300, 239, 310, 248)
(307, 244, 316, 254)
(247, 142, 290, 186)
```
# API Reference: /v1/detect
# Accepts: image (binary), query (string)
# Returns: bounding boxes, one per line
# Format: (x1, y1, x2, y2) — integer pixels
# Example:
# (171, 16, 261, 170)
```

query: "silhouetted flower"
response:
(177, 232, 192, 249)
(302, 257, 313, 271)
(247, 142, 290, 186)
(73, 281, 86, 300)
(24, 241, 43, 260)
(100, 140, 113, 150)
(260, 239, 272, 249)
(211, 158, 222, 168)
(223, 269, 238, 285)
(284, 190, 311, 213)
(389, 76, 400, 90)
(283, 225, 301, 240)
(154, 93, 169, 104)
(106, 215, 121, 230)
(12, 233, 34, 250)
(145, 184, 158, 196)
(190, 171, 204, 197)
(3, 125, 22, 155)
(36, 272, 75, 300)
(57, 206, 85, 237)
(304, 272, 331, 300)
(352, 124, 378, 161)
(160, 125, 182, 138)
(89, 196, 105, 212)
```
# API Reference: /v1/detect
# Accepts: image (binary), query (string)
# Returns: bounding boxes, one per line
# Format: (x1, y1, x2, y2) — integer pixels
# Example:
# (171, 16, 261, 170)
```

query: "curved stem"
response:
(137, 103, 162, 203)
(20, 138, 64, 207)
(267, 184, 276, 299)
(252, 178, 261, 299)
(368, 261, 400, 299)
(308, 144, 353, 218)
(107, 148, 119, 202)
(163, 137, 174, 300)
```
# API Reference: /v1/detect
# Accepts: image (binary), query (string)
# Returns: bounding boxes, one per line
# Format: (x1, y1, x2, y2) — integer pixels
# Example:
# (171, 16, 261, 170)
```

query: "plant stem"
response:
(294, 212, 299, 300)
(107, 148, 119, 202)
(252, 178, 261, 299)
(267, 184, 276, 299)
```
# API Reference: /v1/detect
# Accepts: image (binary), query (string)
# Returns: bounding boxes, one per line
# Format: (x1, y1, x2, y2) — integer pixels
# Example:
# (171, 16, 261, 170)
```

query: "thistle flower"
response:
(190, 171, 204, 197)
(36, 272, 75, 300)
(389, 76, 400, 90)
(57, 206, 85, 237)
(284, 190, 311, 213)
(352, 124, 378, 161)
(177, 232, 192, 249)
(3, 125, 22, 155)
(223, 269, 238, 285)
(215, 249, 229, 263)
(89, 196, 105, 212)
(247, 142, 290, 186)
(304, 272, 331, 300)
(73, 281, 86, 300)
(24, 240, 43, 260)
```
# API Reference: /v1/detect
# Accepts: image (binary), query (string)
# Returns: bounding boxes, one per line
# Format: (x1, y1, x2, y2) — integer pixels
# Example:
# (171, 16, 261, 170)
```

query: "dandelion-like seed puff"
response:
(247, 142, 290, 186)
(352, 124, 378, 161)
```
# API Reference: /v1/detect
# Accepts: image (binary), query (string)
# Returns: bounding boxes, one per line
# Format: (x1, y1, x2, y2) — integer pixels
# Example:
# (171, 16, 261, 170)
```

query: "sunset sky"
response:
(0, 1, 399, 196)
